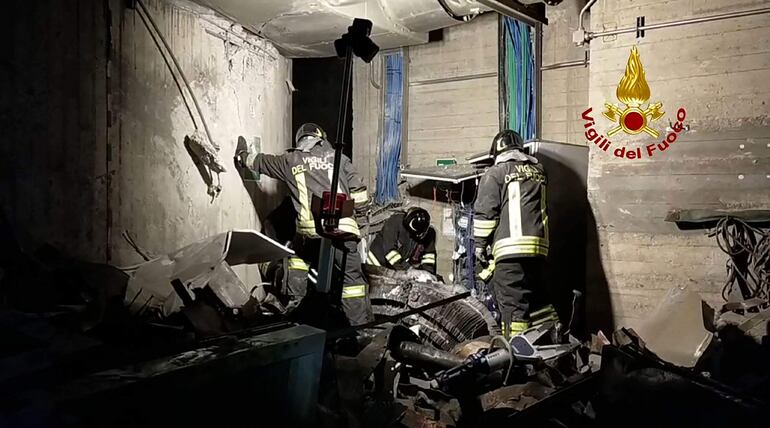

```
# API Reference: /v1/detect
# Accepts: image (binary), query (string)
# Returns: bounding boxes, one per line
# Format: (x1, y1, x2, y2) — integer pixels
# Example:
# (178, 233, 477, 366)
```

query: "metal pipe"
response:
(134, 3, 197, 132)
(541, 59, 588, 70)
(588, 6, 770, 40)
(477, 0, 540, 27)
(578, 0, 598, 37)
(136, 0, 215, 147)
(534, 22, 543, 139)
(497, 14, 506, 130)
(541, 51, 590, 71)
(370, 57, 381, 90)
(437, 0, 478, 22)
(409, 71, 497, 87)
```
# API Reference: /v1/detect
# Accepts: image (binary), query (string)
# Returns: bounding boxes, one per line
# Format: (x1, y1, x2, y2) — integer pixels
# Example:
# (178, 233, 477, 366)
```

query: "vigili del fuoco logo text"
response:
(581, 46, 687, 160)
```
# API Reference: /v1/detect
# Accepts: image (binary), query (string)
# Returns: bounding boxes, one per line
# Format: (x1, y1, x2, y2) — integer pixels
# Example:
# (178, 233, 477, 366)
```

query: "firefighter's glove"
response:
(474, 246, 488, 265)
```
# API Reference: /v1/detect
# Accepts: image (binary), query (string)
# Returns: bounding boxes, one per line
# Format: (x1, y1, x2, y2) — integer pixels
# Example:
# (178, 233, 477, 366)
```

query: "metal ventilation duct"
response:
(191, 0, 489, 57)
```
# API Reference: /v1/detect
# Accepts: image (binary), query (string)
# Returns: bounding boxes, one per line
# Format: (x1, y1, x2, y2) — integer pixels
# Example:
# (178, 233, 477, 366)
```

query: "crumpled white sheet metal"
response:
(124, 230, 293, 317)
(634, 285, 716, 368)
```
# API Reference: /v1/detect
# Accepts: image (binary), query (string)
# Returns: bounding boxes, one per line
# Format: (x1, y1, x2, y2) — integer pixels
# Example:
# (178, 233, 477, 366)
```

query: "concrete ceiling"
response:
(191, 0, 489, 57)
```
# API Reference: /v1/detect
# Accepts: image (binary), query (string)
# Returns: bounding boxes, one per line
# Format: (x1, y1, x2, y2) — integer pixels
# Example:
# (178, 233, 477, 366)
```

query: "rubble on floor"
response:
(2, 222, 770, 427)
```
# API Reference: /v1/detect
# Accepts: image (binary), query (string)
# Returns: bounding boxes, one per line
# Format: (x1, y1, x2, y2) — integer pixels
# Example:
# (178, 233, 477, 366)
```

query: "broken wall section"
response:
(113, 0, 292, 280)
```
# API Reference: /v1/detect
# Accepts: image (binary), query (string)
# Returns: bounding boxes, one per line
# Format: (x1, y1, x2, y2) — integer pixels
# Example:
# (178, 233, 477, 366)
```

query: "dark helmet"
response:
(295, 123, 328, 145)
(403, 207, 431, 240)
(489, 129, 524, 159)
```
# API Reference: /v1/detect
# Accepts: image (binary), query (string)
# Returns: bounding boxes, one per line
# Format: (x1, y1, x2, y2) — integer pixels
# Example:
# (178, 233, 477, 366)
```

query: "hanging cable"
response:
(135, 0, 216, 148)
(375, 52, 403, 204)
(503, 17, 535, 139)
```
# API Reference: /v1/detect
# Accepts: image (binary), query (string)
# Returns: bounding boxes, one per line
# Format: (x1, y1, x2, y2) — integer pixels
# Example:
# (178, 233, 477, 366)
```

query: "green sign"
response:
(436, 158, 457, 167)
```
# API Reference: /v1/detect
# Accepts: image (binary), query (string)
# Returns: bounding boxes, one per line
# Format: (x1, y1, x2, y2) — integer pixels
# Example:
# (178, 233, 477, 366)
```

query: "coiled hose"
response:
(710, 217, 770, 301)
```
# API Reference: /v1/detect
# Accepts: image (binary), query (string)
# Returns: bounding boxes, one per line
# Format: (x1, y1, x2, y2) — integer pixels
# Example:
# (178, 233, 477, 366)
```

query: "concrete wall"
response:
(1, 0, 111, 261)
(541, 1, 590, 144)
(352, 13, 499, 279)
(1, 0, 292, 284)
(113, 0, 291, 275)
(405, 13, 500, 166)
(575, 0, 770, 329)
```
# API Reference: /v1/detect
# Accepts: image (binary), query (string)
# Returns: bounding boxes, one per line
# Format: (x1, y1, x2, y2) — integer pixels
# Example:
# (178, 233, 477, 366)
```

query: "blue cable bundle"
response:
(504, 17, 536, 139)
(375, 52, 404, 205)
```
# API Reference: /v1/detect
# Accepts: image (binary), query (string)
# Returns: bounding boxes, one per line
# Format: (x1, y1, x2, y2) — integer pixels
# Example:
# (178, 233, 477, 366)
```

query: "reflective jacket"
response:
(367, 213, 437, 274)
(250, 140, 368, 238)
(473, 154, 549, 267)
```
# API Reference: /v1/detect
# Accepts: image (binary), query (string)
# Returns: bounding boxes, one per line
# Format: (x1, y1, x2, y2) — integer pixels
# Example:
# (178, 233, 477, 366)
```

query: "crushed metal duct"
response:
(191, 0, 489, 57)
(365, 266, 500, 349)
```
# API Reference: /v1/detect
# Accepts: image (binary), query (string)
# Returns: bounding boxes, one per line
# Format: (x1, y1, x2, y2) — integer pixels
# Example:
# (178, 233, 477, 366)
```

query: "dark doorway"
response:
(292, 57, 353, 159)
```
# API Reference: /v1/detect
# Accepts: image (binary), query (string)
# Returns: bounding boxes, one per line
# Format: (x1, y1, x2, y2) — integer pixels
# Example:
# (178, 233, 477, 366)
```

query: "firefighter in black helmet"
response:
(235, 123, 373, 326)
(367, 207, 437, 275)
(473, 130, 557, 338)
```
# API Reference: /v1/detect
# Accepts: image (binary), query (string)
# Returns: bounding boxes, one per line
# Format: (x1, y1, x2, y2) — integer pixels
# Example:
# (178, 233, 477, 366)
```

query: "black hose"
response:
(396, 342, 465, 369)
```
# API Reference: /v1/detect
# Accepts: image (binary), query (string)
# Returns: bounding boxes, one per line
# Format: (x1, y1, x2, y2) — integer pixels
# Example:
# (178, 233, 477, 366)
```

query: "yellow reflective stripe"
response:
(342, 284, 366, 299)
(473, 219, 498, 238)
(294, 170, 313, 224)
(509, 321, 530, 336)
(530, 304, 556, 319)
(351, 190, 368, 204)
(531, 314, 559, 327)
(494, 245, 549, 259)
(386, 250, 400, 259)
(367, 251, 382, 266)
(541, 185, 549, 241)
(492, 237, 549, 259)
(338, 217, 360, 237)
(474, 229, 493, 238)
(475, 219, 498, 229)
(479, 268, 493, 281)
(494, 236, 548, 244)
(507, 181, 522, 238)
(294, 171, 318, 237)
(297, 222, 318, 238)
(530, 304, 558, 326)
(421, 253, 436, 264)
(288, 257, 309, 271)
(386, 250, 402, 264)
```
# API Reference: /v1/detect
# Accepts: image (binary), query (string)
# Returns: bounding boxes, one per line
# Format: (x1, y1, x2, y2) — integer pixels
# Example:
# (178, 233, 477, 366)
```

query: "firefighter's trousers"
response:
(286, 236, 373, 326)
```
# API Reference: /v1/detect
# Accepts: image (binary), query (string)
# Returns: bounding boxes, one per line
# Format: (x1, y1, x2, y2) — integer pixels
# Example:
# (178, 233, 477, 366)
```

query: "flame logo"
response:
(617, 47, 650, 107)
(603, 46, 664, 138)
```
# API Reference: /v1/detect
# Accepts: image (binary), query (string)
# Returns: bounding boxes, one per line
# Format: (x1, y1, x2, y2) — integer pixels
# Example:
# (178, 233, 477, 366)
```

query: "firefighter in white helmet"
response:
(236, 123, 373, 326)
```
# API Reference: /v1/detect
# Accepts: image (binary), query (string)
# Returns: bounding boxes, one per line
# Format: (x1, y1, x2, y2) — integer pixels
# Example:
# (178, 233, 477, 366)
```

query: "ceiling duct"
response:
(476, 0, 548, 26)
(192, 0, 490, 57)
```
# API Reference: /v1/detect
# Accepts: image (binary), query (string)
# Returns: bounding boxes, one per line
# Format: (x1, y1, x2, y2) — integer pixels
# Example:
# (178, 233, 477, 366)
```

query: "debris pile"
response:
(322, 282, 770, 427)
